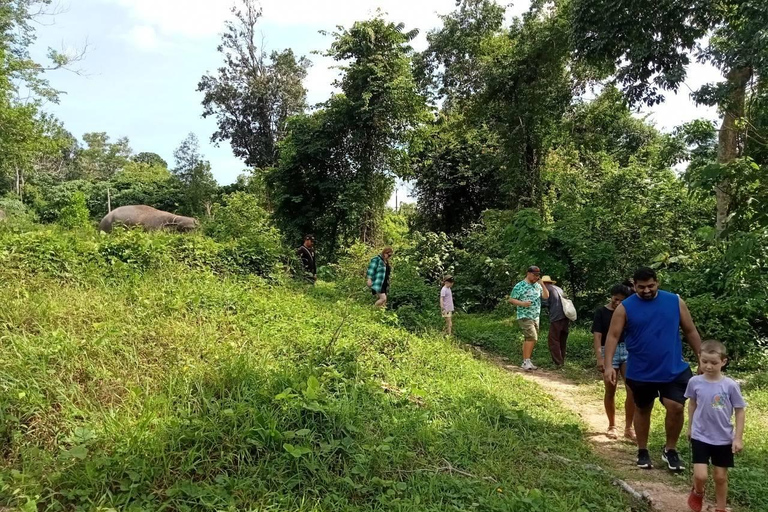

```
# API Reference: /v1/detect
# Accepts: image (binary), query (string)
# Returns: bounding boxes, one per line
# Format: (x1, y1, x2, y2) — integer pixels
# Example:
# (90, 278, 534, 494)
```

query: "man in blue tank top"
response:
(603, 267, 702, 472)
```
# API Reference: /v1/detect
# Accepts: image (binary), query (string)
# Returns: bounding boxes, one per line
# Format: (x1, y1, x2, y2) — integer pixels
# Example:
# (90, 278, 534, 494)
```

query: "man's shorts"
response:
(442, 311, 453, 318)
(626, 367, 693, 408)
(518, 318, 539, 341)
(691, 438, 734, 468)
(601, 343, 629, 369)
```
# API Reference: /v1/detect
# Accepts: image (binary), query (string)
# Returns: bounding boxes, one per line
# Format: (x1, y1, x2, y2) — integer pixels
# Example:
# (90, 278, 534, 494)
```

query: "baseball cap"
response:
(304, 234, 316, 241)
(527, 266, 541, 274)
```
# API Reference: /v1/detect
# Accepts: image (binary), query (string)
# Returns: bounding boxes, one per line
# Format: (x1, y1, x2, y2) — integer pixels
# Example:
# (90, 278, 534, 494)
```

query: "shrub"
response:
(57, 191, 91, 229)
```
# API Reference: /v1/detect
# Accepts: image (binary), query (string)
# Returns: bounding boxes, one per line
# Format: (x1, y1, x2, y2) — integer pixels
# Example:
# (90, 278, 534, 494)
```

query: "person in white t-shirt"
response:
(440, 276, 455, 336)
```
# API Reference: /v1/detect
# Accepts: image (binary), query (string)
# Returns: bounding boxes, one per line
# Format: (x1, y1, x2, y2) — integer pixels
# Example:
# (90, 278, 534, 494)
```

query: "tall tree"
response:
(198, 0, 310, 169)
(571, 0, 768, 233)
(172, 133, 218, 216)
(324, 15, 429, 240)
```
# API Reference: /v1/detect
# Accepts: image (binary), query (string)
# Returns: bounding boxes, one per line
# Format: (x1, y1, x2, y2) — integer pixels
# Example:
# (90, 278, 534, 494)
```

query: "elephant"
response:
(99, 205, 199, 233)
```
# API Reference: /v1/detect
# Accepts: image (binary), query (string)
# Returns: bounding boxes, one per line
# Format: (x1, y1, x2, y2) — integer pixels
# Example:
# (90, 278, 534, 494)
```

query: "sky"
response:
(33, 0, 724, 205)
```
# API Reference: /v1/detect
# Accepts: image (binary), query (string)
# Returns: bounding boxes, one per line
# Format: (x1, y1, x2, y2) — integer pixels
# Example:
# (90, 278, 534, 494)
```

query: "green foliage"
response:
(57, 191, 90, 228)
(206, 192, 288, 277)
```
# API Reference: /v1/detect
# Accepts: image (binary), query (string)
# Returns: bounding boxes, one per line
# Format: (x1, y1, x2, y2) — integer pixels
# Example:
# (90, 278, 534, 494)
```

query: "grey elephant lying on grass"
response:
(99, 205, 199, 233)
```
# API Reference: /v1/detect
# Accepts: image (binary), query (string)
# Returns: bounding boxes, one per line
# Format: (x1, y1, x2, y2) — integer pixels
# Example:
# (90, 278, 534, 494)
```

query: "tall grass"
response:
(0, 228, 645, 511)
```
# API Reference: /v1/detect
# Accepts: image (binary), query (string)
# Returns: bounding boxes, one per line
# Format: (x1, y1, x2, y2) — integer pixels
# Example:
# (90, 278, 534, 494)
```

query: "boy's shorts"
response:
(442, 311, 453, 318)
(517, 318, 539, 341)
(601, 343, 629, 369)
(691, 438, 734, 468)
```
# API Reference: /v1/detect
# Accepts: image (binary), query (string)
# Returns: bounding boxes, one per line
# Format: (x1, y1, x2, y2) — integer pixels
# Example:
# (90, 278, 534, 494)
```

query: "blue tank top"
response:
(623, 290, 690, 382)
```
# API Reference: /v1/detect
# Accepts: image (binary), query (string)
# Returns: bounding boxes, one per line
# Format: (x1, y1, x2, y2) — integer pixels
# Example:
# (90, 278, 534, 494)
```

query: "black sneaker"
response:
(662, 448, 685, 472)
(636, 449, 653, 469)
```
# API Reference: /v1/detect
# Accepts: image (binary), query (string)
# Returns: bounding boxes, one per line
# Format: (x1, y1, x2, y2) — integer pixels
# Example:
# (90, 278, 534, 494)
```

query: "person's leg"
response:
(619, 364, 636, 440)
(547, 321, 563, 365)
(712, 466, 728, 510)
(692, 463, 708, 495)
(446, 315, 453, 336)
(519, 319, 538, 364)
(560, 320, 569, 363)
(659, 368, 692, 452)
(661, 398, 685, 451)
(626, 379, 656, 451)
(375, 293, 387, 308)
(604, 380, 617, 428)
(634, 404, 653, 450)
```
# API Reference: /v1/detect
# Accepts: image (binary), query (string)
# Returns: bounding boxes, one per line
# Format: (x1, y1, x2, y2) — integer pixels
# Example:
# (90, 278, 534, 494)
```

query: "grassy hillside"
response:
(0, 229, 643, 511)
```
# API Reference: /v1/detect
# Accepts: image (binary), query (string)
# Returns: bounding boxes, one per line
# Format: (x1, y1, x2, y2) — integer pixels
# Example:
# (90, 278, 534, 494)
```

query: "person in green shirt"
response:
(508, 265, 550, 370)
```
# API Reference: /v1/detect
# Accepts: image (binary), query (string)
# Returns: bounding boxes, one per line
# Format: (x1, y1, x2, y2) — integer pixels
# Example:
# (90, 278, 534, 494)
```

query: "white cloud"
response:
(124, 24, 161, 50)
(105, 0, 530, 41)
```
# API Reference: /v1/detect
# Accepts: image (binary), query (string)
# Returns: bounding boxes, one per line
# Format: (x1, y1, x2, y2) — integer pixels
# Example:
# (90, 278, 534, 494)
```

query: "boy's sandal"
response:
(606, 426, 618, 439)
(624, 428, 636, 442)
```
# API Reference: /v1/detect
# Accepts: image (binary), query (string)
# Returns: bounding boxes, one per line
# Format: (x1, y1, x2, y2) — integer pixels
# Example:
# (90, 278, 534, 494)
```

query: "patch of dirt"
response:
(471, 346, 728, 512)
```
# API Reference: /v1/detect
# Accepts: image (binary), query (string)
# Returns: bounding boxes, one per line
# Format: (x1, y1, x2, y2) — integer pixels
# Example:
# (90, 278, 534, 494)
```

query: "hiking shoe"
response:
(521, 360, 533, 371)
(687, 488, 704, 512)
(662, 448, 685, 472)
(636, 449, 653, 469)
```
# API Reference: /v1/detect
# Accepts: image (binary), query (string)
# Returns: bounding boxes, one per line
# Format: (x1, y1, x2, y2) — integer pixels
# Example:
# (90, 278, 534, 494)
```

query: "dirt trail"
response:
(471, 346, 722, 512)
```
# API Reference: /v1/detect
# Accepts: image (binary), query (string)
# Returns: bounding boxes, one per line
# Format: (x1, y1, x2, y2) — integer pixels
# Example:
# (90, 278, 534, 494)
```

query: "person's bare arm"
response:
(509, 298, 532, 307)
(594, 333, 604, 372)
(733, 408, 745, 453)
(540, 282, 550, 299)
(603, 305, 626, 385)
(679, 298, 702, 361)
(687, 398, 697, 439)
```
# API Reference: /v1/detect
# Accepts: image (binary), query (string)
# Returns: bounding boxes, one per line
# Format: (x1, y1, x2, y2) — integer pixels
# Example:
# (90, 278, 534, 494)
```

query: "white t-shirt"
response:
(440, 286, 454, 312)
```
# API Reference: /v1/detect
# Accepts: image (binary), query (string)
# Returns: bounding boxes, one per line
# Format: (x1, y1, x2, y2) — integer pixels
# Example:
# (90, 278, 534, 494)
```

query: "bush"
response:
(206, 192, 288, 277)
(57, 191, 91, 229)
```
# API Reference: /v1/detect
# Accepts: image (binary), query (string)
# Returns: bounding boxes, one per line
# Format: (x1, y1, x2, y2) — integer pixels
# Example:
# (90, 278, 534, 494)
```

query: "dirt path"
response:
(471, 346, 719, 512)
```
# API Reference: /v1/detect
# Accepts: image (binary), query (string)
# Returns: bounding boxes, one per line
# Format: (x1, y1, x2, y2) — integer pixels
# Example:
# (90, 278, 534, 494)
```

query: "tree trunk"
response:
(715, 66, 752, 235)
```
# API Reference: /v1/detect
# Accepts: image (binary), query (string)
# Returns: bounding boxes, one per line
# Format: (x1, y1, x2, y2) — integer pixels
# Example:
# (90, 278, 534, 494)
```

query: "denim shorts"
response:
(601, 342, 628, 369)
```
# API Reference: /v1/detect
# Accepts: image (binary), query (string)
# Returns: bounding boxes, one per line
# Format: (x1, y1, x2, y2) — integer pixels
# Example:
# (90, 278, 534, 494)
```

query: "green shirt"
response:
(510, 280, 543, 320)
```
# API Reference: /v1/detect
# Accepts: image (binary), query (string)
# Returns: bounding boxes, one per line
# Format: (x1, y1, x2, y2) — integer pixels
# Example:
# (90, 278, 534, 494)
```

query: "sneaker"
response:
(521, 360, 533, 371)
(527, 361, 538, 370)
(687, 488, 704, 512)
(636, 449, 653, 469)
(662, 448, 685, 472)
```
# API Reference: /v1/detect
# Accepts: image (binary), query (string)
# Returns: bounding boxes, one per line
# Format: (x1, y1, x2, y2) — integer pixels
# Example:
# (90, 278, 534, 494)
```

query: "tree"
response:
(410, 114, 506, 233)
(571, 0, 768, 233)
(198, 0, 310, 169)
(172, 133, 218, 216)
(323, 15, 430, 240)
(74, 132, 132, 181)
(414, 0, 506, 109)
(470, 2, 574, 210)
(133, 152, 168, 168)
(1, 0, 87, 102)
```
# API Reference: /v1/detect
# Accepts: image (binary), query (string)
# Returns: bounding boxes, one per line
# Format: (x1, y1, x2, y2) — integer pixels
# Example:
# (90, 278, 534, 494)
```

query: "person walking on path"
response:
(592, 283, 636, 441)
(367, 247, 393, 308)
(440, 275, 455, 336)
(542, 275, 570, 366)
(685, 340, 746, 512)
(508, 266, 549, 371)
(604, 267, 702, 472)
(296, 235, 317, 283)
